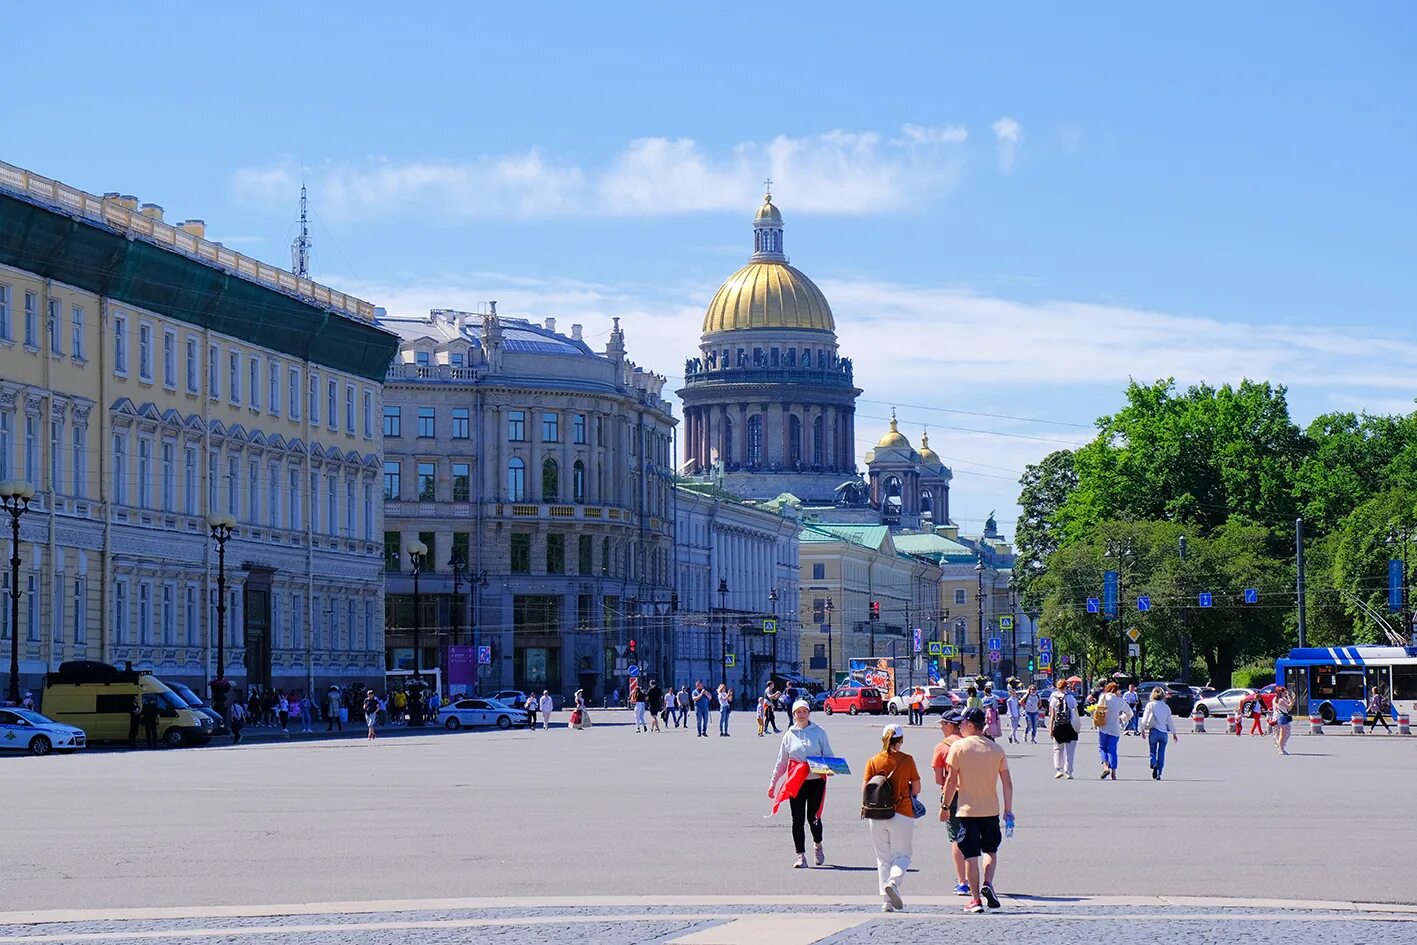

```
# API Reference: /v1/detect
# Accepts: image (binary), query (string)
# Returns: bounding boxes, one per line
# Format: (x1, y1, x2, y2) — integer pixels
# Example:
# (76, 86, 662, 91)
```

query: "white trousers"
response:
(869, 813, 914, 895)
(634, 703, 646, 727)
(1052, 740, 1077, 775)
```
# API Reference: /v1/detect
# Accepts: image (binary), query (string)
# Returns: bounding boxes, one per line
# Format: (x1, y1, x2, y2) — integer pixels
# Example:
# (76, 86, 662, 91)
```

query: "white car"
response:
(887, 685, 957, 715)
(1192, 687, 1255, 718)
(0, 708, 86, 755)
(442, 698, 531, 731)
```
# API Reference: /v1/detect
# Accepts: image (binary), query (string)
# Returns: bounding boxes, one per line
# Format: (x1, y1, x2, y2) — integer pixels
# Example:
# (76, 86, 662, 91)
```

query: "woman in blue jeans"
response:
(1093, 682, 1132, 779)
(1140, 687, 1179, 779)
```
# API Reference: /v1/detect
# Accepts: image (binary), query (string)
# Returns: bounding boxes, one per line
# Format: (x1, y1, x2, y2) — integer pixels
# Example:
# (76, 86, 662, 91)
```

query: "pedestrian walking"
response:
(941, 707, 1013, 914)
(909, 688, 925, 726)
(278, 692, 290, 733)
(299, 693, 314, 733)
(965, 686, 980, 711)
(647, 680, 664, 733)
(140, 696, 160, 749)
(127, 695, 142, 748)
(539, 691, 553, 730)
(229, 699, 246, 744)
(1368, 689, 1392, 732)
(763, 686, 781, 733)
(363, 690, 379, 741)
(768, 700, 835, 869)
(1093, 681, 1132, 780)
(324, 686, 343, 732)
(1140, 686, 1179, 779)
(756, 697, 768, 736)
(1123, 684, 1140, 736)
(1272, 686, 1296, 754)
(862, 723, 921, 912)
(1006, 690, 1021, 744)
(693, 681, 711, 737)
(1248, 695, 1266, 735)
(983, 700, 1002, 741)
(717, 684, 732, 736)
(632, 684, 648, 732)
(525, 693, 539, 731)
(1049, 679, 1078, 779)
(677, 686, 691, 730)
(1023, 686, 1040, 743)
(575, 688, 591, 728)
(931, 712, 970, 896)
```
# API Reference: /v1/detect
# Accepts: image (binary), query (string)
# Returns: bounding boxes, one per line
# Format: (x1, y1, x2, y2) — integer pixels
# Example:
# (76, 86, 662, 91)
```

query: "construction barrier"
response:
(1191, 712, 1206, 734)
(1400, 714, 1411, 736)
(1350, 713, 1365, 734)
(1229, 713, 1242, 735)
(1308, 714, 1323, 735)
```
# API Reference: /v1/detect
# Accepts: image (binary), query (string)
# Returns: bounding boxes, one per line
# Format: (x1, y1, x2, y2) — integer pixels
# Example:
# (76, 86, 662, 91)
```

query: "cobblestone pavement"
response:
(2, 898, 1415, 945)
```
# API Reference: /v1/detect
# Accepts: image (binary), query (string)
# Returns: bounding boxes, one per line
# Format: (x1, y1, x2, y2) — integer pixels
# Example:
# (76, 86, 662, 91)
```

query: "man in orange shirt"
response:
(942, 707, 1014, 914)
(931, 711, 969, 896)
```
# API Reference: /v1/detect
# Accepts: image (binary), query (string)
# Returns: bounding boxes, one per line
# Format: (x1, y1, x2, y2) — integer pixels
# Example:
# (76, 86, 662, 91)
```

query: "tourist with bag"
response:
(768, 700, 835, 869)
(1093, 682, 1132, 780)
(861, 723, 922, 912)
(1049, 679, 1078, 779)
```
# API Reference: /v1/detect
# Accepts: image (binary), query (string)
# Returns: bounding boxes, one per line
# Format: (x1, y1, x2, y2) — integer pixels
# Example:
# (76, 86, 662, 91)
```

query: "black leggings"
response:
(789, 778, 826, 854)
(1372, 711, 1392, 731)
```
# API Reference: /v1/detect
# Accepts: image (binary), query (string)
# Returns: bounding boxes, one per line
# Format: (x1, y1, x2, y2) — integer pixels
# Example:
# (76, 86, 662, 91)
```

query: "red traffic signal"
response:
(869, 601, 881, 620)
(629, 639, 636, 654)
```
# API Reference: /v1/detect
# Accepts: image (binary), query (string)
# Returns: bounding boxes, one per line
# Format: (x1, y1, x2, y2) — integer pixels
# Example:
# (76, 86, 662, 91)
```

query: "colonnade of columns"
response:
(683, 401, 855, 473)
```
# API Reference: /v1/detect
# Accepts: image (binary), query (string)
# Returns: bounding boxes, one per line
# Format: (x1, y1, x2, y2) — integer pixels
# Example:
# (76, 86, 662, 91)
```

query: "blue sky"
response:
(5, 3, 1414, 532)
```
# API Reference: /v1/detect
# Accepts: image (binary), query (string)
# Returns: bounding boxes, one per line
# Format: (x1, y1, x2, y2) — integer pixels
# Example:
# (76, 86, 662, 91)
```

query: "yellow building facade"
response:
(0, 161, 398, 699)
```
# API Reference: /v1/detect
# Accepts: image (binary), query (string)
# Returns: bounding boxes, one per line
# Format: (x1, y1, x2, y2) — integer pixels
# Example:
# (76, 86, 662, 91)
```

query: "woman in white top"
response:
(1094, 682, 1133, 780)
(768, 700, 836, 868)
(1006, 691, 1022, 744)
(1048, 680, 1079, 779)
(1140, 687, 1179, 779)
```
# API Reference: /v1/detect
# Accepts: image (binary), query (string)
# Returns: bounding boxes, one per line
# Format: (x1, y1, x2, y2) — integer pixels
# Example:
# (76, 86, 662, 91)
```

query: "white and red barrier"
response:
(1191, 712, 1206, 733)
(1308, 714, 1323, 735)
(1399, 714, 1411, 736)
(1350, 713, 1365, 734)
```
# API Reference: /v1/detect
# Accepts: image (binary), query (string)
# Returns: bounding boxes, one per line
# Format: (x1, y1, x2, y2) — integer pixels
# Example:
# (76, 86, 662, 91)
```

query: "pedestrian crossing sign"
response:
(762, 618, 777, 634)
(928, 641, 943, 656)
(1000, 616, 1014, 630)
(724, 653, 736, 668)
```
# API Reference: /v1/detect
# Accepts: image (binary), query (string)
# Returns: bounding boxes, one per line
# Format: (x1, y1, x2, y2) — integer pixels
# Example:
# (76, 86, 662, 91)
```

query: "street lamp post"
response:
(1, 479, 35, 705)
(824, 597, 835, 689)
(449, 548, 466, 646)
(768, 587, 779, 682)
(205, 512, 237, 683)
(1177, 535, 1190, 684)
(717, 578, 728, 692)
(1008, 576, 1019, 679)
(975, 554, 986, 677)
(1104, 538, 1136, 675)
(406, 539, 428, 681)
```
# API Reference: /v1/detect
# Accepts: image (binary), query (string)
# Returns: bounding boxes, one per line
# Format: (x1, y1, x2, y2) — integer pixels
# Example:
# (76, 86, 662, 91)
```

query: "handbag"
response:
(911, 796, 928, 819)
(1092, 700, 1110, 728)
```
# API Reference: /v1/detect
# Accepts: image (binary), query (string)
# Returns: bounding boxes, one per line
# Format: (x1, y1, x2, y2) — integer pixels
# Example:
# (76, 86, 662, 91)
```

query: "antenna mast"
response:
(291, 183, 312, 277)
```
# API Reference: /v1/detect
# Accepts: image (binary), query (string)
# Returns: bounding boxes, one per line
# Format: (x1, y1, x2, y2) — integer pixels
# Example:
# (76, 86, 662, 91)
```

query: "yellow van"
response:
(42, 661, 214, 747)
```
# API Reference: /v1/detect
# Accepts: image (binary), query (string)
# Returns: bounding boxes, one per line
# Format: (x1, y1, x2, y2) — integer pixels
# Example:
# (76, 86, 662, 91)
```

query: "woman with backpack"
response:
(861, 723, 922, 912)
(1093, 681, 1132, 780)
(1049, 679, 1079, 779)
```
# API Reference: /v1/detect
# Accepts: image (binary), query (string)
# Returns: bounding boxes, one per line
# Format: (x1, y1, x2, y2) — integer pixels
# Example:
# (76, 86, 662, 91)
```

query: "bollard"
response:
(1399, 714, 1411, 736)
(1192, 711, 1206, 734)
(1231, 713, 1242, 736)
(1308, 714, 1323, 735)
(1350, 713, 1365, 734)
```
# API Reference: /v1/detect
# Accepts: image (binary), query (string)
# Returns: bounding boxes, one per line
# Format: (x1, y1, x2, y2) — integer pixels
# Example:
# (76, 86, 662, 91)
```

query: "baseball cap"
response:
(882, 723, 904, 740)
(938, 711, 963, 727)
(962, 707, 987, 729)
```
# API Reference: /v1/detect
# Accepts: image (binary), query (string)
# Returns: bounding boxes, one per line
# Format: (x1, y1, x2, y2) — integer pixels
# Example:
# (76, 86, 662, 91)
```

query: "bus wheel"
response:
(1319, 703, 1336, 725)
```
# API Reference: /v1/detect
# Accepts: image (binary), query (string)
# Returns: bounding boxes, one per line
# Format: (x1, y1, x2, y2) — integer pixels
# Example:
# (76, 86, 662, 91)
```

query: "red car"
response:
(823, 686, 885, 716)
(1252, 684, 1283, 711)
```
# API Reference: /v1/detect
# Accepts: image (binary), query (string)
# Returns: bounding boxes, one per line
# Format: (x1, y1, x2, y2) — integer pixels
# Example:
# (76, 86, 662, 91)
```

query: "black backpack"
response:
(861, 764, 899, 820)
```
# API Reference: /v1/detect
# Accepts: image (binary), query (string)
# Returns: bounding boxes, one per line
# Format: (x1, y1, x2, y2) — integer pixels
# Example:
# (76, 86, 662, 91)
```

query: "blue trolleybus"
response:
(1274, 646, 1417, 724)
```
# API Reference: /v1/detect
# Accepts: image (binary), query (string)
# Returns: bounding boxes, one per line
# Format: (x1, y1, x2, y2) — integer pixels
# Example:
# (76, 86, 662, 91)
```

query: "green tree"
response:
(1014, 449, 1077, 609)
(1324, 488, 1417, 645)
(1295, 411, 1417, 532)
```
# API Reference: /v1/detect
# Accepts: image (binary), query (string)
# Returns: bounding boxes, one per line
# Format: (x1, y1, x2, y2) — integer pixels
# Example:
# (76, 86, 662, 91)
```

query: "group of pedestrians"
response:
(766, 700, 1014, 915)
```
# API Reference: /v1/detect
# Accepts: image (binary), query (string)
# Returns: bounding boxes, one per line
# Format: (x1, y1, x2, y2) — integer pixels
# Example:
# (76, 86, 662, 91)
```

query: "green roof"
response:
(891, 532, 977, 562)
(0, 192, 398, 381)
(800, 523, 891, 550)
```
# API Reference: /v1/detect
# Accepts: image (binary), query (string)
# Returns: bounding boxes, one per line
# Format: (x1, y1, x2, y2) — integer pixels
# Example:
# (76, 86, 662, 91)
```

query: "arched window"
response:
(507, 457, 525, 502)
(542, 458, 559, 501)
(883, 475, 903, 515)
(813, 415, 825, 465)
(921, 488, 934, 518)
(572, 460, 586, 502)
(788, 415, 802, 467)
(721, 416, 733, 466)
(747, 414, 763, 467)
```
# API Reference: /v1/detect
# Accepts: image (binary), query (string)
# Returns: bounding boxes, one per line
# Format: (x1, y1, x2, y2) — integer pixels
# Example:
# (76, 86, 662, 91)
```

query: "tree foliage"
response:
(1014, 450, 1076, 609)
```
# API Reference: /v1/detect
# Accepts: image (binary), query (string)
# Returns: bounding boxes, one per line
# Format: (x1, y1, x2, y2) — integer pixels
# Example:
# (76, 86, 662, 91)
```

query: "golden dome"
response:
(918, 429, 943, 467)
(755, 195, 782, 223)
(701, 261, 835, 333)
(877, 410, 911, 449)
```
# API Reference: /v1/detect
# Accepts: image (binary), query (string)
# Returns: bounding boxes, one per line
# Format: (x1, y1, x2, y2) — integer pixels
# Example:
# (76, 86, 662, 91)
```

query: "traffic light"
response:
(869, 601, 880, 621)
(1027, 657, 1035, 672)
(628, 639, 636, 657)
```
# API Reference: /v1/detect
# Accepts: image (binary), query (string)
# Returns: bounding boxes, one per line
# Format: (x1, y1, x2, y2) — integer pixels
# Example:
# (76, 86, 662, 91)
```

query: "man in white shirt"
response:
(538, 690, 553, 730)
(1123, 684, 1140, 735)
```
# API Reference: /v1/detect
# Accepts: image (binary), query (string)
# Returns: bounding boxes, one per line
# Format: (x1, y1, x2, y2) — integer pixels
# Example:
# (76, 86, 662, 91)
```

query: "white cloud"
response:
(992, 117, 1023, 174)
(233, 123, 970, 221)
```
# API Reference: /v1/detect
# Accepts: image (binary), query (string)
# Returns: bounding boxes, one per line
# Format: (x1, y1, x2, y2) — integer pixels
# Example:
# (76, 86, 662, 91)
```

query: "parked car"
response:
(442, 697, 531, 730)
(0, 708, 86, 755)
(491, 690, 533, 709)
(1136, 682, 1197, 716)
(887, 685, 956, 715)
(1193, 687, 1255, 718)
(810, 691, 831, 712)
(822, 686, 884, 716)
(1252, 683, 1283, 711)
(165, 681, 230, 736)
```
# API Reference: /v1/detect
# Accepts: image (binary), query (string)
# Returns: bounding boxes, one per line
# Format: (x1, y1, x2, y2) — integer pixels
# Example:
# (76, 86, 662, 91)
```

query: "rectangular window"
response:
(326, 474, 336, 534)
(417, 461, 436, 501)
(49, 418, 62, 495)
(184, 336, 197, 392)
(228, 456, 239, 515)
(51, 569, 63, 644)
(184, 585, 197, 646)
(418, 531, 436, 568)
(249, 358, 260, 409)
(24, 415, 36, 485)
(162, 329, 176, 387)
(48, 298, 61, 354)
(208, 344, 219, 398)
(418, 407, 435, 438)
(542, 412, 559, 442)
(326, 379, 337, 429)
(113, 313, 128, 374)
(113, 580, 128, 645)
(248, 459, 260, 522)
(292, 593, 304, 650)
(451, 352, 464, 367)
(573, 414, 586, 444)
(138, 582, 152, 644)
(383, 460, 401, 499)
(507, 410, 526, 441)
(415, 351, 430, 367)
(812, 563, 825, 580)
(546, 533, 565, 574)
(384, 532, 401, 572)
(345, 480, 354, 536)
(362, 390, 373, 438)
(138, 323, 153, 381)
(365, 600, 374, 652)
(74, 576, 88, 644)
(363, 482, 373, 538)
(309, 472, 319, 532)
(269, 464, 280, 528)
(72, 423, 86, 498)
(136, 438, 151, 510)
(452, 462, 470, 501)
(269, 360, 280, 415)
(578, 535, 592, 574)
(72, 305, 85, 359)
(309, 373, 320, 425)
(161, 442, 174, 511)
(451, 407, 470, 439)
(229, 350, 241, 403)
(207, 452, 217, 514)
(954, 588, 967, 605)
(510, 534, 531, 574)
(289, 467, 302, 530)
(289, 368, 301, 419)
(162, 584, 175, 645)
(112, 434, 128, 505)
(383, 407, 401, 437)
(0, 283, 10, 341)
(345, 384, 355, 432)
(184, 447, 197, 514)
(452, 532, 471, 569)
(24, 291, 39, 348)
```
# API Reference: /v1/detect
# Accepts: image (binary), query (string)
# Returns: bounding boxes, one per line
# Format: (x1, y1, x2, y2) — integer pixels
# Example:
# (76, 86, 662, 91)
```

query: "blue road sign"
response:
(1039, 651, 1052, 668)
(1038, 636, 1053, 653)
(988, 636, 1003, 652)
(912, 628, 923, 653)
(1198, 592, 1213, 608)
(1244, 587, 1259, 605)
(476, 645, 493, 665)
(1137, 595, 1151, 612)
(1086, 597, 1100, 614)
(628, 664, 640, 678)
(1389, 560, 1403, 613)
(1103, 570, 1119, 620)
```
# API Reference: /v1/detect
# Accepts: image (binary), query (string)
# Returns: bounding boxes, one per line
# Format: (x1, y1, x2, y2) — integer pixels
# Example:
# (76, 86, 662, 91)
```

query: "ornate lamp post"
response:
(1, 479, 35, 705)
(824, 597, 834, 689)
(406, 539, 428, 681)
(975, 554, 987, 676)
(205, 512, 237, 710)
(717, 577, 728, 692)
(768, 587, 779, 682)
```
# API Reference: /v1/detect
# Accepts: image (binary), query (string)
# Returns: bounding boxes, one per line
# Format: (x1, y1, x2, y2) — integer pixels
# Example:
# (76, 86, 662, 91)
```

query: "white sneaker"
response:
(884, 881, 904, 911)
(792, 854, 808, 869)
(814, 844, 826, 866)
(881, 902, 895, 913)
(1054, 771, 1065, 779)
